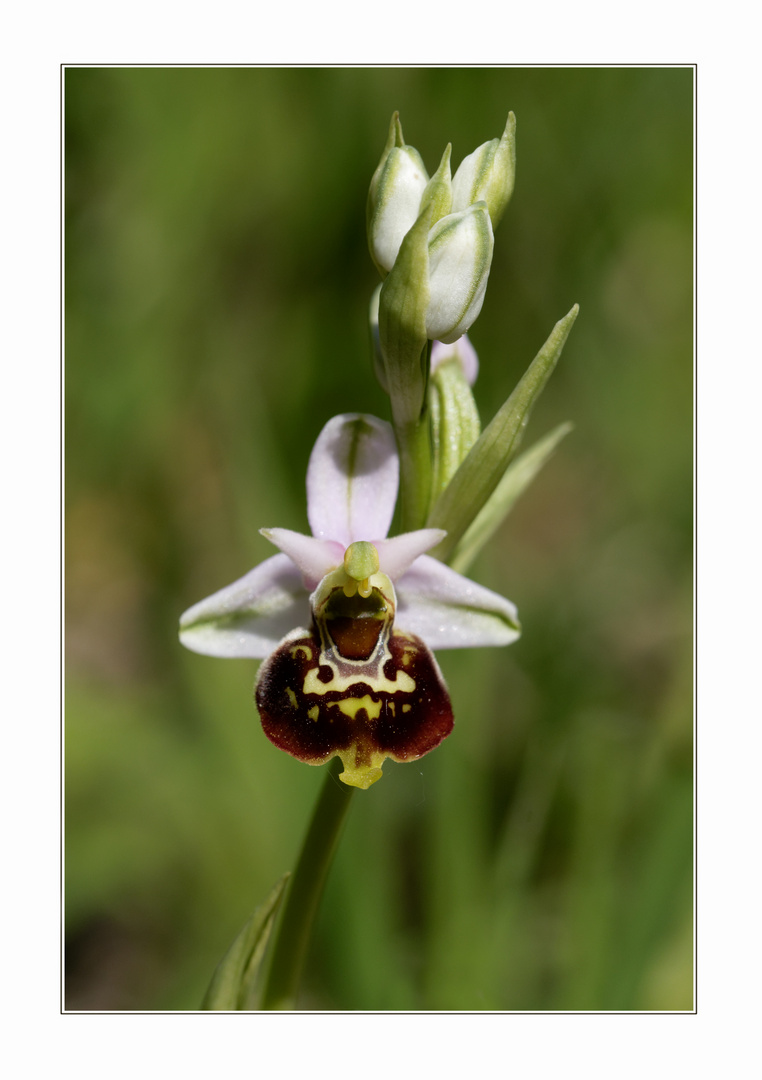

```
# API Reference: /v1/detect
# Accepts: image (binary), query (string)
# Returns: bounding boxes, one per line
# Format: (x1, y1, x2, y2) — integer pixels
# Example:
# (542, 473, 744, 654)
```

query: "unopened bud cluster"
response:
(368, 112, 515, 345)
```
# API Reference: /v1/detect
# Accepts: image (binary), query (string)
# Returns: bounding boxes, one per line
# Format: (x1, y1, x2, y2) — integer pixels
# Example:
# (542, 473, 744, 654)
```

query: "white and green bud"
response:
(367, 113, 429, 276)
(430, 334, 479, 386)
(368, 284, 388, 393)
(425, 202, 494, 343)
(451, 113, 516, 229)
(429, 336, 482, 500)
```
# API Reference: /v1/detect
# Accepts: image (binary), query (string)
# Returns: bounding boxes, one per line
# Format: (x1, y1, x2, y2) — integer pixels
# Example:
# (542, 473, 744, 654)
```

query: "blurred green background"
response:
(65, 66, 693, 1011)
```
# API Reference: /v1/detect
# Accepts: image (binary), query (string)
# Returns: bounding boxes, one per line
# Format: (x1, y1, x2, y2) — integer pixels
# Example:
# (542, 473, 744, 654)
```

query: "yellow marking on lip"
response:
(308, 705, 319, 721)
(286, 687, 298, 708)
(335, 695, 382, 721)
(402, 704, 411, 713)
(290, 643, 313, 661)
(303, 666, 415, 696)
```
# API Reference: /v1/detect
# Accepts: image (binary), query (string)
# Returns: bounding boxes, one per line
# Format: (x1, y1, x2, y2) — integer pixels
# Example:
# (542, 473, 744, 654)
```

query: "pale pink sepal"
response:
(179, 553, 311, 659)
(306, 414, 398, 547)
(395, 554, 520, 649)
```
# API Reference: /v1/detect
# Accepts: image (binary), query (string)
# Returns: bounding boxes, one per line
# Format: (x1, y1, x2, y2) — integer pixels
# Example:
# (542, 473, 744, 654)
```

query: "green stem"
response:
(396, 410, 433, 533)
(260, 758, 355, 1010)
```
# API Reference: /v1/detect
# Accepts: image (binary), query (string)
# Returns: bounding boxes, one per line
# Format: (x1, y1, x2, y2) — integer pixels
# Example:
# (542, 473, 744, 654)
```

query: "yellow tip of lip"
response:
(339, 764, 384, 789)
(338, 748, 386, 789)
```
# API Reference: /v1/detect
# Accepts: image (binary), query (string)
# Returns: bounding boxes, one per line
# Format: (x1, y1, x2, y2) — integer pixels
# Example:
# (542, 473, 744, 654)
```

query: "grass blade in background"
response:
(449, 421, 573, 574)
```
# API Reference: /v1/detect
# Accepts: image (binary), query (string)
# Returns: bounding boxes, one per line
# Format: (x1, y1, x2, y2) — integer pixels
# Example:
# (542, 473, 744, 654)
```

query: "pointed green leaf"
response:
(490, 111, 517, 227)
(427, 305, 578, 562)
(449, 421, 573, 574)
(421, 143, 453, 226)
(201, 872, 290, 1011)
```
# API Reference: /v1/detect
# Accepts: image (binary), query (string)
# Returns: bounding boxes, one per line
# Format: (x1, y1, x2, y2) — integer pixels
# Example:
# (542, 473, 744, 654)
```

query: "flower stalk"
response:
(259, 758, 355, 1010)
(396, 397, 435, 532)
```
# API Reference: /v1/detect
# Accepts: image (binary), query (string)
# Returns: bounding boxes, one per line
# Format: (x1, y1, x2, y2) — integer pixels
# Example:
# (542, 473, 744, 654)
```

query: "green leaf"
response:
(201, 872, 290, 1011)
(421, 143, 453, 226)
(449, 421, 573, 574)
(427, 304, 578, 563)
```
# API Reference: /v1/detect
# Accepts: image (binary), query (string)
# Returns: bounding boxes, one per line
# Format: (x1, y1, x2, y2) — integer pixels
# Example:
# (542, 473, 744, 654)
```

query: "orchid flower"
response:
(180, 413, 520, 789)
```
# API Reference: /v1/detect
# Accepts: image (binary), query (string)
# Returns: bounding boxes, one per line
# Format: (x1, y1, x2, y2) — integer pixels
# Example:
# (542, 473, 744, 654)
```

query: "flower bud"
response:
(429, 336, 481, 499)
(430, 334, 479, 386)
(424, 203, 494, 343)
(367, 114, 429, 275)
(451, 113, 516, 229)
(368, 284, 388, 393)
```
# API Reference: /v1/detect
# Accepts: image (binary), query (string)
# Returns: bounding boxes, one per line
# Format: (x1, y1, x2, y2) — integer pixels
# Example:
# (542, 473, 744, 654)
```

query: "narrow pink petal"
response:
(374, 529, 447, 580)
(179, 553, 310, 658)
(395, 554, 520, 649)
(260, 528, 343, 589)
(306, 414, 399, 546)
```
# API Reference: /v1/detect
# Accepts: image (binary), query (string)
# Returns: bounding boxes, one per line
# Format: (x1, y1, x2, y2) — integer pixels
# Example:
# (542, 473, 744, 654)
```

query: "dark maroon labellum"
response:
(255, 611, 454, 789)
